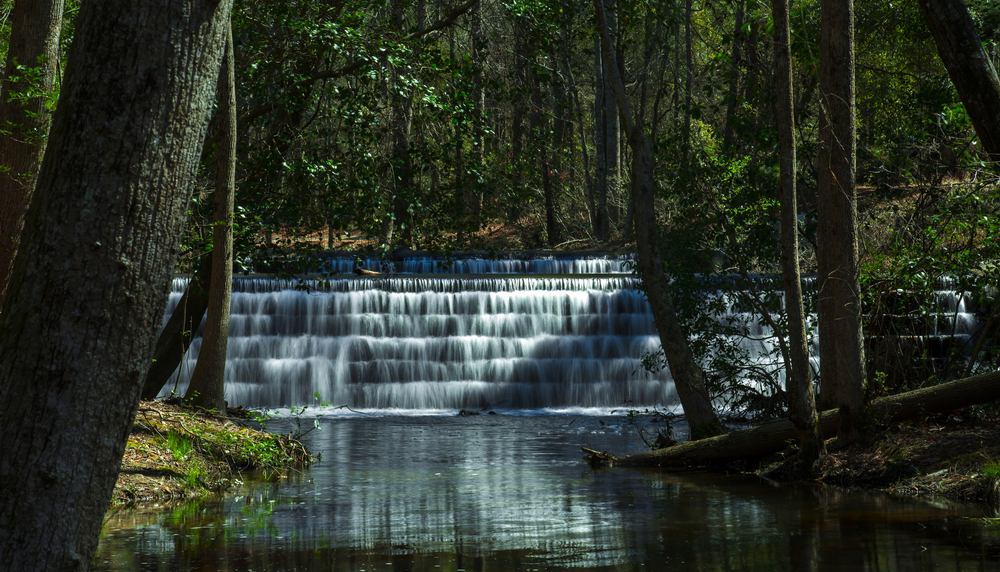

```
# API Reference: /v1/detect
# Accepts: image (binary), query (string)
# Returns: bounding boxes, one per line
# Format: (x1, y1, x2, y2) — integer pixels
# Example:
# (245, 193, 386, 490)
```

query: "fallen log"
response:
(613, 369, 1000, 467)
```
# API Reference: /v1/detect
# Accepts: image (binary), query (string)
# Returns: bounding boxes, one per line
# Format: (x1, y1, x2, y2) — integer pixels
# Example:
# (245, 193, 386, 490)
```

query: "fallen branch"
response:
(614, 369, 1000, 467)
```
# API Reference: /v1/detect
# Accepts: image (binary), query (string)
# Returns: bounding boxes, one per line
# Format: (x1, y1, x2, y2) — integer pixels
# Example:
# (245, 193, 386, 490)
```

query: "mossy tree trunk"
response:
(0, 2, 231, 569)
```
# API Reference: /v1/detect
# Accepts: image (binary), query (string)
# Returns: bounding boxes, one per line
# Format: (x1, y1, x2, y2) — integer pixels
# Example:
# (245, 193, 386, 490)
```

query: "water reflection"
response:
(96, 415, 1000, 571)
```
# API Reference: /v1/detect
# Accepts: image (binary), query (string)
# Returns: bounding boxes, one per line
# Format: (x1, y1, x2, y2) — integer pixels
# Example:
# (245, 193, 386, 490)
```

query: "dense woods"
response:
(0, 0, 998, 568)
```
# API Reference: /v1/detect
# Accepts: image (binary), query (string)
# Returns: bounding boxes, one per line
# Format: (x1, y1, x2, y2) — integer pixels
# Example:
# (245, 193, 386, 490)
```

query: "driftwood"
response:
(610, 369, 1000, 467)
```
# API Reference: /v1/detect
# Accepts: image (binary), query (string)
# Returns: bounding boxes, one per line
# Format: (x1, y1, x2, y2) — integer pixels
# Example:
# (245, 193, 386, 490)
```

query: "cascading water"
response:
(160, 257, 981, 411)
(162, 275, 680, 410)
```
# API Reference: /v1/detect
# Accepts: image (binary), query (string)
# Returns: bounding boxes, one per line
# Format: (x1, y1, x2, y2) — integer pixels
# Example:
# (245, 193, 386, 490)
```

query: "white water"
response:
(161, 266, 980, 411)
(163, 276, 683, 409)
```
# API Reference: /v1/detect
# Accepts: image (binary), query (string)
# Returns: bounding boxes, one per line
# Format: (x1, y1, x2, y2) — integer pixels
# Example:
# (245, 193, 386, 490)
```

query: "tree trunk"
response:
(0, 1, 231, 570)
(594, 0, 723, 439)
(141, 258, 212, 401)
(602, 0, 619, 237)
(816, 0, 865, 440)
(773, 0, 825, 471)
(722, 0, 745, 152)
(565, 53, 597, 234)
(185, 22, 236, 413)
(682, 0, 693, 168)
(613, 369, 1000, 467)
(0, 0, 65, 311)
(918, 0, 1000, 164)
(594, 33, 608, 239)
(468, 0, 484, 230)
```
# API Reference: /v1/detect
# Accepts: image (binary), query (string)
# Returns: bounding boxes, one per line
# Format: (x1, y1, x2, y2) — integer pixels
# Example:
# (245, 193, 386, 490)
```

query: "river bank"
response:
(111, 400, 311, 508)
(747, 407, 1000, 510)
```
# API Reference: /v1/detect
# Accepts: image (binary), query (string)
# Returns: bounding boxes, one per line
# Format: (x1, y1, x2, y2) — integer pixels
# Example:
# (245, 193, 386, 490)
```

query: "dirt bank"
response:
(765, 409, 1000, 509)
(112, 400, 311, 508)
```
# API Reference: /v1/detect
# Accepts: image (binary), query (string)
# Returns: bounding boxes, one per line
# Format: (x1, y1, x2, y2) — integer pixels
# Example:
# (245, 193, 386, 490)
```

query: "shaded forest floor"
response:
(112, 400, 311, 508)
(756, 409, 1000, 509)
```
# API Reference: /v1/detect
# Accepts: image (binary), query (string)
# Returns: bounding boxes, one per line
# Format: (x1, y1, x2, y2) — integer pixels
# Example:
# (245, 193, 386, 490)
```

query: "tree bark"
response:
(773, 0, 825, 470)
(185, 22, 236, 413)
(0, 1, 231, 570)
(917, 0, 1000, 164)
(0, 0, 65, 310)
(594, 0, 723, 439)
(614, 369, 1000, 467)
(816, 0, 865, 440)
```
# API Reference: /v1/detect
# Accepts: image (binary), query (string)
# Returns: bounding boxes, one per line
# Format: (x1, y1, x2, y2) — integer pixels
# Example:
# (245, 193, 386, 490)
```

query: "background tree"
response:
(185, 21, 236, 413)
(0, 0, 64, 309)
(0, 0, 231, 569)
(918, 0, 1000, 164)
(815, 0, 866, 440)
(773, 0, 825, 471)
(595, 0, 723, 439)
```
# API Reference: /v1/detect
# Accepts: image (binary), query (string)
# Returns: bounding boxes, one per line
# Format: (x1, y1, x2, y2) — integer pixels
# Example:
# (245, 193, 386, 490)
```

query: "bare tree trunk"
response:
(594, 33, 608, 239)
(603, 0, 619, 237)
(816, 0, 865, 440)
(185, 22, 236, 413)
(468, 0, 484, 230)
(565, 53, 597, 234)
(773, 0, 825, 471)
(722, 0, 745, 152)
(614, 369, 1000, 467)
(0, 1, 231, 569)
(594, 0, 723, 439)
(917, 0, 1000, 164)
(682, 0, 693, 168)
(0, 0, 64, 310)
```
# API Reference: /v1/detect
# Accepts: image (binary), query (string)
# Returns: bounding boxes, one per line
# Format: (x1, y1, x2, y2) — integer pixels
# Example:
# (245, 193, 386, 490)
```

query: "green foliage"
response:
(167, 431, 193, 462)
(860, 174, 1000, 390)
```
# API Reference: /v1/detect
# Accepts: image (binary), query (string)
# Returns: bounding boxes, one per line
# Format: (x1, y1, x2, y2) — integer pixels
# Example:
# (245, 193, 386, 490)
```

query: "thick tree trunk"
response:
(594, 0, 723, 439)
(0, 1, 231, 570)
(141, 259, 212, 401)
(917, 0, 1000, 164)
(185, 23, 236, 413)
(773, 0, 825, 470)
(816, 0, 865, 440)
(0, 0, 65, 310)
(614, 369, 1000, 467)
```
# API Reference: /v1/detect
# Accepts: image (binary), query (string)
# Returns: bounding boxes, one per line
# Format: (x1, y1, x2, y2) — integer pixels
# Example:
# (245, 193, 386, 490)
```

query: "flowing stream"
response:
(96, 413, 1000, 571)
(110, 255, 996, 571)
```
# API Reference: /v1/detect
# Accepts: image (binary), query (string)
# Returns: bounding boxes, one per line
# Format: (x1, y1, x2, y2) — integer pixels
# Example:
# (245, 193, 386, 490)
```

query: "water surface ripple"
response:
(96, 414, 1000, 571)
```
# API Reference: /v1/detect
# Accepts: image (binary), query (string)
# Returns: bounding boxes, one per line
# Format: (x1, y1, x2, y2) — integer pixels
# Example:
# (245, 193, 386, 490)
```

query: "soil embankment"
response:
(112, 400, 311, 508)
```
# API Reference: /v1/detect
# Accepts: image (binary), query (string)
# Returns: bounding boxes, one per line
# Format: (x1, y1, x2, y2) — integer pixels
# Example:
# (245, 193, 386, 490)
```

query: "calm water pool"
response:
(95, 413, 1000, 571)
